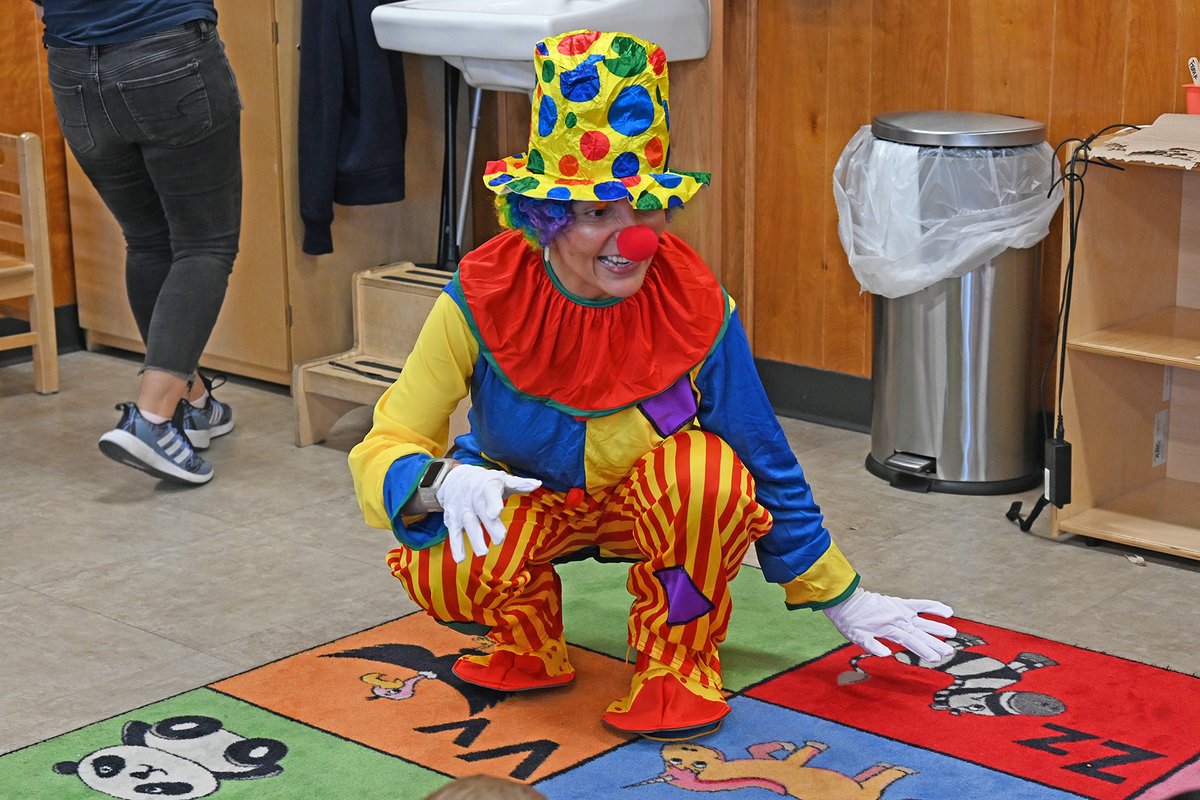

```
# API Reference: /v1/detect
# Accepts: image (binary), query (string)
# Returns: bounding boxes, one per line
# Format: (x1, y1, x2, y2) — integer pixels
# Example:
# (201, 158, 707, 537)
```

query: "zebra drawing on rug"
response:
(840, 632, 1066, 717)
(627, 740, 917, 798)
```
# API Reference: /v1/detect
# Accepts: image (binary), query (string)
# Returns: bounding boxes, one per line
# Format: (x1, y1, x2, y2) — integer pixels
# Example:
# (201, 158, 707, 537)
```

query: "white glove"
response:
(435, 464, 542, 563)
(824, 587, 956, 663)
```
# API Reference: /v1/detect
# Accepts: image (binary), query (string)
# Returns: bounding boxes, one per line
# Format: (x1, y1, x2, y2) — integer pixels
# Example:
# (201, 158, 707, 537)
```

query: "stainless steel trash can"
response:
(865, 111, 1048, 494)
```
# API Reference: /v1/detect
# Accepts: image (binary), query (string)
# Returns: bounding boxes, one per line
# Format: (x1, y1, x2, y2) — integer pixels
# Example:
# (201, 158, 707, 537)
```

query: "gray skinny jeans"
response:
(47, 20, 243, 380)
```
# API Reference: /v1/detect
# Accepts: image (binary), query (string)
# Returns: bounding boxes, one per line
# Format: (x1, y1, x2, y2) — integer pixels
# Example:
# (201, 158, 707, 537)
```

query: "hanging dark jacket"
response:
(299, 0, 407, 255)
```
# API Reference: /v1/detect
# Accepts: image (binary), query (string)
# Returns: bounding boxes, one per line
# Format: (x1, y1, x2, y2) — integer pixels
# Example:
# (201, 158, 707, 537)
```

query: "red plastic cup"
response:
(1185, 84, 1200, 114)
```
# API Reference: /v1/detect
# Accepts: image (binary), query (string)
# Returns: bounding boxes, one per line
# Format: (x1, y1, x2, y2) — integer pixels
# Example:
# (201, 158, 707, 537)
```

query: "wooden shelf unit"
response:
(1069, 306, 1200, 367)
(1051, 154, 1200, 560)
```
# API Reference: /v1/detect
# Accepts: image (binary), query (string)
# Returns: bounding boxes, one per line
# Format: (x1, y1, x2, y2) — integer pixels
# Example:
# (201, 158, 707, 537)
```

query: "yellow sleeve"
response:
(780, 540, 861, 610)
(348, 292, 478, 530)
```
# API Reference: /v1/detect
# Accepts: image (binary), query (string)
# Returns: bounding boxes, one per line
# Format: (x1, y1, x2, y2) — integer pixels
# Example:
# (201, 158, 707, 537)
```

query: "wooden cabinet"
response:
(1051, 159, 1200, 560)
(70, 0, 460, 385)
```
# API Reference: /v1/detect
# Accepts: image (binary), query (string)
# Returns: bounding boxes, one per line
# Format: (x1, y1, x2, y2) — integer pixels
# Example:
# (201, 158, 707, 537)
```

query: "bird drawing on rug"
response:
(323, 643, 509, 715)
(838, 632, 1066, 717)
(360, 669, 437, 700)
(626, 740, 917, 798)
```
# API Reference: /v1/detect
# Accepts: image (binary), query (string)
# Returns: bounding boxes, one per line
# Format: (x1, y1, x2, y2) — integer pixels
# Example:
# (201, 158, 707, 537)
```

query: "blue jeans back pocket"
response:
(48, 81, 95, 154)
(117, 60, 213, 146)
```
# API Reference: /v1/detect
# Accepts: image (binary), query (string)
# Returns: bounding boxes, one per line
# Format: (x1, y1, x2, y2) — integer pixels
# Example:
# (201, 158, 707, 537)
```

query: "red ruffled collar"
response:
(455, 230, 728, 415)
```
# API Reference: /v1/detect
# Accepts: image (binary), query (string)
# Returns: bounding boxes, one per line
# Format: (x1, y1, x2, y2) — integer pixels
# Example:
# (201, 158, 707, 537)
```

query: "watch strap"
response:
(416, 458, 460, 512)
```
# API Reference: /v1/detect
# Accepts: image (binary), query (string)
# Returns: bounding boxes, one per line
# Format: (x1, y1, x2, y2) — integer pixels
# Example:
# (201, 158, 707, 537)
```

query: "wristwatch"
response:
(416, 458, 460, 512)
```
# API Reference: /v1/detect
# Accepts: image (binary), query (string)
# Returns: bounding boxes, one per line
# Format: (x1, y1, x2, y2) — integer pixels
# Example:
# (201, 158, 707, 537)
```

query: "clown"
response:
(349, 29, 956, 740)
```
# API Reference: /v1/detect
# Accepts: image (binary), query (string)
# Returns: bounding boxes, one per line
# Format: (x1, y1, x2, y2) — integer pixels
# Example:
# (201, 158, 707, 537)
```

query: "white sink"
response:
(371, 0, 711, 92)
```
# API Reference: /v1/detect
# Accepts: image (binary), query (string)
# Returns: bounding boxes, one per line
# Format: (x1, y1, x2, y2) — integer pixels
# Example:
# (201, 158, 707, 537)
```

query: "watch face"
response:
(419, 462, 444, 489)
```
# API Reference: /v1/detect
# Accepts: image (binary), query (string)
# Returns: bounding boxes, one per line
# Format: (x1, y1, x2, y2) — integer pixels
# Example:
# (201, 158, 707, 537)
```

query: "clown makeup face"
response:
(547, 200, 668, 301)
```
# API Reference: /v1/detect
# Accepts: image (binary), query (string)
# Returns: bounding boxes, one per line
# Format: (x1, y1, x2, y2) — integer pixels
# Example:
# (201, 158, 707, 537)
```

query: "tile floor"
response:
(2, 350, 1198, 755)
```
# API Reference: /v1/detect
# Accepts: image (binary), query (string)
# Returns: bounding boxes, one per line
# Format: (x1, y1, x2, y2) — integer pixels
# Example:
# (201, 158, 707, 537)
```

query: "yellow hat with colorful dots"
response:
(482, 29, 710, 209)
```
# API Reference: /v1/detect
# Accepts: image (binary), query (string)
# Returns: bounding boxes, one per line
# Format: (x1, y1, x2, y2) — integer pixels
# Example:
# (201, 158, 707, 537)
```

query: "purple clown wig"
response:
(494, 193, 574, 249)
(494, 194, 681, 251)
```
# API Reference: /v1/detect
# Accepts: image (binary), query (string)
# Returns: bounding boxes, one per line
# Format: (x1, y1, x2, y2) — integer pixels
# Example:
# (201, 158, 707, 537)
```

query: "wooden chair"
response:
(0, 131, 58, 394)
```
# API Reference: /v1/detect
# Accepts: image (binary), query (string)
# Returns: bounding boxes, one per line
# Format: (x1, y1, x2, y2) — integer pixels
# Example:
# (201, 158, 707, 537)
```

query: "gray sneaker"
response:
(181, 395, 235, 449)
(181, 373, 235, 449)
(98, 402, 214, 485)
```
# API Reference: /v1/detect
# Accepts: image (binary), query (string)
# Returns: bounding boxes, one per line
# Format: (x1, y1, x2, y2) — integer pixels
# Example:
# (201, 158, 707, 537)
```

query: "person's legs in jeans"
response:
(102, 25, 241, 417)
(134, 112, 241, 418)
(49, 23, 242, 480)
(78, 147, 186, 418)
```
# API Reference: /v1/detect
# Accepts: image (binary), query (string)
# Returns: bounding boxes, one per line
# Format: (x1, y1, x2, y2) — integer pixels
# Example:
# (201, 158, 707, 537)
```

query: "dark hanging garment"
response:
(299, 0, 408, 255)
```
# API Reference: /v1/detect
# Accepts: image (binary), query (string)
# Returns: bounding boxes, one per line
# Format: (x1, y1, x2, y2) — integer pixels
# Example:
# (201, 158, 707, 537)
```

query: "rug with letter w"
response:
(2, 559, 1198, 799)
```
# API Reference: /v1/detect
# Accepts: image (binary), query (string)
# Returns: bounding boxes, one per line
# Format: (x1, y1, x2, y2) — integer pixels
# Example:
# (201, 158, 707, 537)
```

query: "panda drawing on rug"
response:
(52, 715, 287, 799)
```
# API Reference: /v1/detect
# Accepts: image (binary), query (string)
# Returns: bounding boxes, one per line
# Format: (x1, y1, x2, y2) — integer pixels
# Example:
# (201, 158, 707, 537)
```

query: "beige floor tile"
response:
(1, 496, 231, 587)
(36, 527, 405, 652)
(1049, 559, 1200, 673)
(0, 648, 235, 754)
(0, 588, 205, 713)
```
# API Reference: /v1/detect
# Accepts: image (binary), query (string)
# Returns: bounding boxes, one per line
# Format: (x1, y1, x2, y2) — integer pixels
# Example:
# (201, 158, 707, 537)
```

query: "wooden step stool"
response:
(293, 262, 469, 446)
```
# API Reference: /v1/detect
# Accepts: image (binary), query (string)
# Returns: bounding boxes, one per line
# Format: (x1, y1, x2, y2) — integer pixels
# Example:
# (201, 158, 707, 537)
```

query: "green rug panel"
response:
(557, 559, 846, 691)
(0, 688, 445, 799)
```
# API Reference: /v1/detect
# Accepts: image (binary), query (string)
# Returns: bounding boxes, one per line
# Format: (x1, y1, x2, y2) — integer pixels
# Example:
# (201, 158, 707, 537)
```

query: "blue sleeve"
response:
(694, 309, 834, 583)
(382, 454, 449, 550)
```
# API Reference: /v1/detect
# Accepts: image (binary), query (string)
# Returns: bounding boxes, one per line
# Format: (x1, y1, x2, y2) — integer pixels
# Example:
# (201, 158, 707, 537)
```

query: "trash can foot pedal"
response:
(883, 452, 936, 491)
(883, 452, 936, 474)
(865, 454, 1041, 496)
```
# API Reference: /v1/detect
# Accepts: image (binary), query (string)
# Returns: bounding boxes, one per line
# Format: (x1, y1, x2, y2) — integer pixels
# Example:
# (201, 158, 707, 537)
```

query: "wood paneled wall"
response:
(748, 0, 1200, 378)
(0, 1, 73, 308)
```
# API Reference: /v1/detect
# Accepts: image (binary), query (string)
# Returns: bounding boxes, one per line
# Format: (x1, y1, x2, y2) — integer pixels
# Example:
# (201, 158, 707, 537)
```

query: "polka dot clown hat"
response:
(482, 29, 710, 209)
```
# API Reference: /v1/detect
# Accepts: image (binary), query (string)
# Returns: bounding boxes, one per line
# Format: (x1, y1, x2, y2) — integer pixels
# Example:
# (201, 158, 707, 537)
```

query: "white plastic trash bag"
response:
(833, 125, 1063, 298)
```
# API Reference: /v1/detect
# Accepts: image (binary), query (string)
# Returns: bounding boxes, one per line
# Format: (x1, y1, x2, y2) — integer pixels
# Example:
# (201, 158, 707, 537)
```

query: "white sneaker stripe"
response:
(153, 430, 192, 465)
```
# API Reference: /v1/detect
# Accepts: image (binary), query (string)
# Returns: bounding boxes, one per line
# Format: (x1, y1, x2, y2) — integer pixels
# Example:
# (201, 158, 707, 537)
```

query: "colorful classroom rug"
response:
(3, 560, 1198, 799)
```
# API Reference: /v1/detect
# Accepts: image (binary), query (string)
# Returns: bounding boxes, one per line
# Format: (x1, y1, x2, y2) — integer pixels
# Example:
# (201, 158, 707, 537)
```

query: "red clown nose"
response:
(616, 225, 660, 262)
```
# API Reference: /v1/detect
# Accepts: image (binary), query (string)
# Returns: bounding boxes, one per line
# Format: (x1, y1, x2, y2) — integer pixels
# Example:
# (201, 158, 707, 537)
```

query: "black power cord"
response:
(1006, 124, 1138, 532)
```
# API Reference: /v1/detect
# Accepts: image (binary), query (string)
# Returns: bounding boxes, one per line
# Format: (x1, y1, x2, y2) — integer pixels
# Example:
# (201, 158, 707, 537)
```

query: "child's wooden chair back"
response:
(0, 131, 59, 394)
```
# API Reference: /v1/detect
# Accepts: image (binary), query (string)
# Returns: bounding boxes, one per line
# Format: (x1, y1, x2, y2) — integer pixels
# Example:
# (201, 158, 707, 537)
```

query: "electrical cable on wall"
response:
(1006, 124, 1140, 532)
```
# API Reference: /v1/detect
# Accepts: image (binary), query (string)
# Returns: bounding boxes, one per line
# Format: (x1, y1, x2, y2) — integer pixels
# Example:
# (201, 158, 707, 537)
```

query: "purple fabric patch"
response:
(655, 566, 715, 626)
(639, 375, 697, 437)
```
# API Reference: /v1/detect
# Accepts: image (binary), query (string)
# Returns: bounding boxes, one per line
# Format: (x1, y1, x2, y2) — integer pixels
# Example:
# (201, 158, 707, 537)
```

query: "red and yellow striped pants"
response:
(386, 430, 774, 689)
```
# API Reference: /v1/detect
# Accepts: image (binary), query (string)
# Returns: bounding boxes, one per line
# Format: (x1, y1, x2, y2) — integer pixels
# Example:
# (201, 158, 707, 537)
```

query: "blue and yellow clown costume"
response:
(349, 30, 859, 739)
